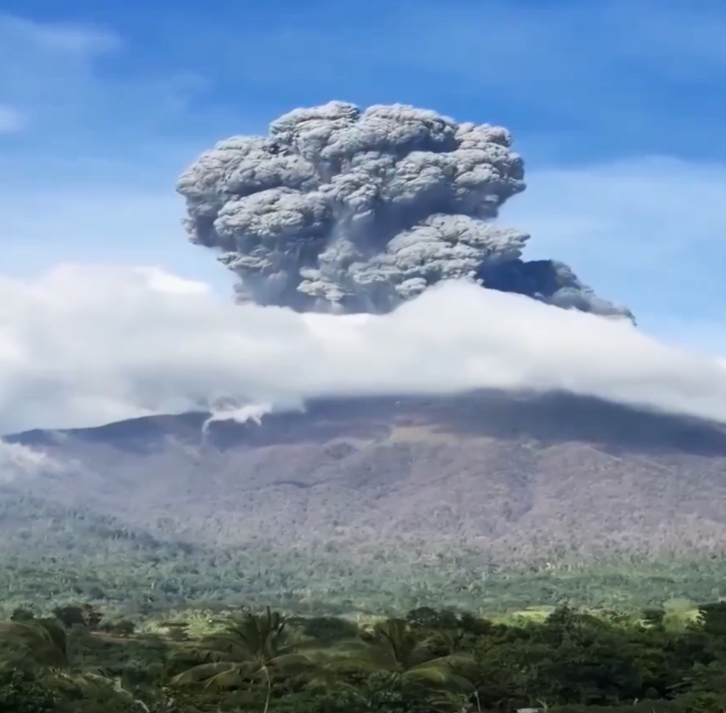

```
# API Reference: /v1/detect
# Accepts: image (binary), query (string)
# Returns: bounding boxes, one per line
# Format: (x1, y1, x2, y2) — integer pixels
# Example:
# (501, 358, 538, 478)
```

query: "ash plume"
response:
(177, 101, 632, 319)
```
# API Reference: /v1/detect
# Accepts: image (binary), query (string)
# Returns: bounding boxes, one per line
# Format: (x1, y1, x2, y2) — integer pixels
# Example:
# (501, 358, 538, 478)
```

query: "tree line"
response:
(4, 601, 726, 712)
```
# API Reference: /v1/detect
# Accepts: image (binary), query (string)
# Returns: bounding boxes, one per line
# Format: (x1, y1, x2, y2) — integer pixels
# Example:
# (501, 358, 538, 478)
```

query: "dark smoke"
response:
(177, 101, 633, 321)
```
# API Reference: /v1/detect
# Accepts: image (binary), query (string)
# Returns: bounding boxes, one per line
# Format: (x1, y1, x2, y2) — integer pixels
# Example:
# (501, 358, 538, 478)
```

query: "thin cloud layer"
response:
(0, 263, 725, 436)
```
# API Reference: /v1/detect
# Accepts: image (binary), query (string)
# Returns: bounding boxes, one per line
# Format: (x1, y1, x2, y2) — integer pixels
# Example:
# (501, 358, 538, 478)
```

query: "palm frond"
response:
(172, 608, 322, 694)
(406, 666, 475, 691)
(172, 661, 253, 689)
(270, 652, 320, 669)
(0, 619, 69, 670)
(411, 653, 476, 672)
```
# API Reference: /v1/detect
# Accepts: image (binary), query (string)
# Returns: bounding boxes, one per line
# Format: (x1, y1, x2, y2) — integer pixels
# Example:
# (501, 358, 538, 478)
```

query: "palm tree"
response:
(171, 607, 318, 713)
(0, 616, 149, 710)
(327, 618, 478, 706)
(0, 618, 70, 671)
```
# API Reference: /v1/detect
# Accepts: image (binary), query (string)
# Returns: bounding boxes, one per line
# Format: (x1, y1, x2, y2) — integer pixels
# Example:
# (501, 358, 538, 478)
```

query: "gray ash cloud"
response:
(177, 101, 633, 321)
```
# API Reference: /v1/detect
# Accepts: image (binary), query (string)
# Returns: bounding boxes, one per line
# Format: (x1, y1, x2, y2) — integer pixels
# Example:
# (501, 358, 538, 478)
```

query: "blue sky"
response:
(1, 0, 726, 351)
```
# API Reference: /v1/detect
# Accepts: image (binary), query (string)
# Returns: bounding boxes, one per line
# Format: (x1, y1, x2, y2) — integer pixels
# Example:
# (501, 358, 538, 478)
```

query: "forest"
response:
(4, 599, 726, 712)
(5, 496, 726, 711)
(5, 494, 726, 618)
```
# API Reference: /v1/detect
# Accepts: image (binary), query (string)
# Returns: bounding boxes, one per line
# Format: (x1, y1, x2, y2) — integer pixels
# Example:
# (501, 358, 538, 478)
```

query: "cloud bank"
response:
(178, 101, 632, 320)
(0, 264, 724, 436)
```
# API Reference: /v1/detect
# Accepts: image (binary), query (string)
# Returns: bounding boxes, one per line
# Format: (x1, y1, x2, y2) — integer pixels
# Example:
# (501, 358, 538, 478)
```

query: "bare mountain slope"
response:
(4, 390, 726, 567)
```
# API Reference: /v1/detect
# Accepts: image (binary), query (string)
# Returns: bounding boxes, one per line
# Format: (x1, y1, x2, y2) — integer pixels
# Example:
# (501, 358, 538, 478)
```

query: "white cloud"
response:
(0, 264, 725, 436)
(507, 157, 726, 262)
(0, 181, 235, 292)
(503, 156, 726, 327)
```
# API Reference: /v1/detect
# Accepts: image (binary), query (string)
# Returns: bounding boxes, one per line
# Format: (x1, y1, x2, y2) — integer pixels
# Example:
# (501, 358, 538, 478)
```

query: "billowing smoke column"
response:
(177, 101, 633, 320)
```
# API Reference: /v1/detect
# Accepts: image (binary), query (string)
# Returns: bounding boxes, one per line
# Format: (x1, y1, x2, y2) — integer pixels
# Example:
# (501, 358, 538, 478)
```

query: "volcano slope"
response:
(3, 389, 726, 613)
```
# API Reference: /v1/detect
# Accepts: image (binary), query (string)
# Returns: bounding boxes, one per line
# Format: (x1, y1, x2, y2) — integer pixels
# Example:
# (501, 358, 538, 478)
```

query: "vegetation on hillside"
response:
(6, 482, 726, 711)
(3, 495, 726, 619)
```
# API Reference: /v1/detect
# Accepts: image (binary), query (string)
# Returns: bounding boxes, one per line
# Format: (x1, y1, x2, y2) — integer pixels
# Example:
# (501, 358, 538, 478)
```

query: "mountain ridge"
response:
(3, 389, 726, 568)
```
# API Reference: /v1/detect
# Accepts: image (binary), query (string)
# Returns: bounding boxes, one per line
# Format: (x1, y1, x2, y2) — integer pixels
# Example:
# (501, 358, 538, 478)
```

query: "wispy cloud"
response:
(388, 0, 726, 81)
(505, 157, 726, 328)
(170, 0, 726, 161)
(0, 176, 235, 292)
(0, 104, 24, 133)
(0, 13, 205, 142)
(0, 13, 121, 55)
(3, 2, 724, 157)
(0, 13, 121, 131)
(0, 14, 121, 92)
(0, 441, 61, 483)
